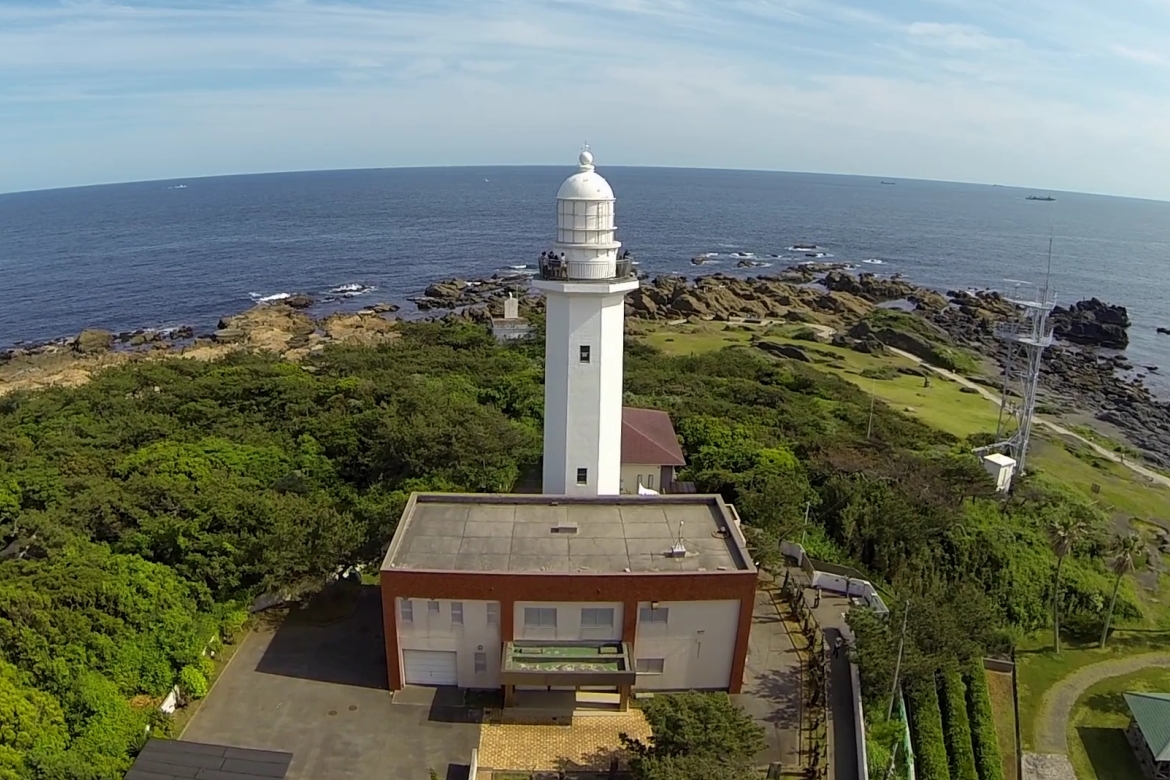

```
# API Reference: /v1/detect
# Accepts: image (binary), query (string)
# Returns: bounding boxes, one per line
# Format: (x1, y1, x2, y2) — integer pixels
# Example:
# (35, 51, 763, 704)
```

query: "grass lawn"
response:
(1067, 666, 1170, 780)
(1028, 435, 1170, 526)
(986, 670, 1020, 780)
(635, 321, 755, 356)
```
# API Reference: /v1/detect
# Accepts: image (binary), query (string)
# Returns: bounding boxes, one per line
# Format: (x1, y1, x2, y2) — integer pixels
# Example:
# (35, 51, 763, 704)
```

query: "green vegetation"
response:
(1, 315, 1162, 778)
(940, 666, 980, 780)
(906, 677, 950, 780)
(963, 660, 1007, 780)
(620, 692, 764, 780)
(861, 308, 980, 374)
(1067, 666, 1170, 780)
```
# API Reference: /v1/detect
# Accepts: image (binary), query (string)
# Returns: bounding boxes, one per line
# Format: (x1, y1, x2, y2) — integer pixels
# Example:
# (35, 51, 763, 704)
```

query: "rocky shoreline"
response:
(4, 264, 1169, 465)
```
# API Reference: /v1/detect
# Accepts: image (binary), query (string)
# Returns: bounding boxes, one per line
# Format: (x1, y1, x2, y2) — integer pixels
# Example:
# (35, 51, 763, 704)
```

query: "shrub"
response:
(196, 655, 216, 679)
(938, 666, 979, 780)
(861, 365, 898, 380)
(219, 608, 249, 644)
(906, 676, 949, 780)
(963, 661, 1005, 780)
(177, 666, 209, 700)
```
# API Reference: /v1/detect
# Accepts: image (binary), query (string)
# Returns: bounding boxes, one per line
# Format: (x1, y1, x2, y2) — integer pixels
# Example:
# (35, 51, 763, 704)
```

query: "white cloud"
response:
(1111, 44, 1170, 68)
(0, 0, 1168, 198)
(906, 22, 1017, 51)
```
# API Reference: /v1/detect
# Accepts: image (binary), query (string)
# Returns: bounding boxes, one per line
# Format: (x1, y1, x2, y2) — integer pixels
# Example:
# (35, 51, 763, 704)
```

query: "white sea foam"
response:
(329, 283, 370, 294)
(862, 258, 885, 265)
(249, 292, 291, 303)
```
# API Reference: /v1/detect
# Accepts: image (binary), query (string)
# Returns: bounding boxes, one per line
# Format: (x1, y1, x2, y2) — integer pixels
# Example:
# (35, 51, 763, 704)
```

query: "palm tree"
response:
(1099, 533, 1145, 648)
(1048, 515, 1088, 654)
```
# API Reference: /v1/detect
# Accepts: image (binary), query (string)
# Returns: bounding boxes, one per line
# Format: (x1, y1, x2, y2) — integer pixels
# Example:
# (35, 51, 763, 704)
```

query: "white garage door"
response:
(402, 650, 458, 686)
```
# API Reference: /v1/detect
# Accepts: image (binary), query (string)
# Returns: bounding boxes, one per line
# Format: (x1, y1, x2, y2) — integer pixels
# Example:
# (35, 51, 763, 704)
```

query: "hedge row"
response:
(963, 660, 1005, 780)
(906, 677, 950, 780)
(938, 668, 979, 780)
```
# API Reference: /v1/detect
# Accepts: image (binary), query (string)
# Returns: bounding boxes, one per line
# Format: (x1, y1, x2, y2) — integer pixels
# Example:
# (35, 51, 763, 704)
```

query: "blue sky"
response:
(2, 0, 1169, 198)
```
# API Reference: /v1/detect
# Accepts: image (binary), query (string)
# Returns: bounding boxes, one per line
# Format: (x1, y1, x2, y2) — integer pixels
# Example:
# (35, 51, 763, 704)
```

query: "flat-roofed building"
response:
(379, 493, 757, 703)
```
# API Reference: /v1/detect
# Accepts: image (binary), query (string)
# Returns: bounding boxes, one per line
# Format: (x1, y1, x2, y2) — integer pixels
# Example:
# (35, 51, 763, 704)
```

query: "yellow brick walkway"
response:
(477, 711, 652, 772)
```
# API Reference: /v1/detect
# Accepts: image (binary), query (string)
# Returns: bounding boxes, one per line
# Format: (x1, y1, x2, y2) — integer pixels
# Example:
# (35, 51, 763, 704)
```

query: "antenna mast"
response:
(980, 240, 1057, 475)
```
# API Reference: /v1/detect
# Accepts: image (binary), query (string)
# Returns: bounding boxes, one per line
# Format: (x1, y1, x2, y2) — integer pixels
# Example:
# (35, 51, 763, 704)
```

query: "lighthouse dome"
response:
(556, 149, 615, 201)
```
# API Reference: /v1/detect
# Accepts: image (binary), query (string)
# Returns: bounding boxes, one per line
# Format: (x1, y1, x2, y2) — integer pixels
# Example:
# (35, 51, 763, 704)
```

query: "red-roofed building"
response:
(620, 407, 687, 494)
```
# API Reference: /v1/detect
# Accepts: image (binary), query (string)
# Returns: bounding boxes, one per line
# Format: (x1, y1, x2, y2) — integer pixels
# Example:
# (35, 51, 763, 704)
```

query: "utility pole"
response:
(799, 501, 811, 546)
(886, 601, 911, 721)
(866, 373, 877, 439)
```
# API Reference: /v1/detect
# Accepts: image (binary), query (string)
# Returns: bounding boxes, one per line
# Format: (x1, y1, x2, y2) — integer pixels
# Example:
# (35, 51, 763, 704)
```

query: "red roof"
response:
(622, 407, 687, 467)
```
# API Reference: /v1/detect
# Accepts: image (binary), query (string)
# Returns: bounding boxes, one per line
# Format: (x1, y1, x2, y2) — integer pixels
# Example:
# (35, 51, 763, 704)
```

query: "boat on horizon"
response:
(880, 180, 896, 185)
(1025, 195, 1056, 201)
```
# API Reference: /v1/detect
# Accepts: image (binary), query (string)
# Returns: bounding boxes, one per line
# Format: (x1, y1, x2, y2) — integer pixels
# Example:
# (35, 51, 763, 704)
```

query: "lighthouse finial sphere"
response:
(579, 149, 594, 169)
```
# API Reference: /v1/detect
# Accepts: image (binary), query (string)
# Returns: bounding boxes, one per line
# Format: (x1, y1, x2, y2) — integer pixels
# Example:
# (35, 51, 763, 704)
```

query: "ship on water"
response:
(1025, 195, 1056, 201)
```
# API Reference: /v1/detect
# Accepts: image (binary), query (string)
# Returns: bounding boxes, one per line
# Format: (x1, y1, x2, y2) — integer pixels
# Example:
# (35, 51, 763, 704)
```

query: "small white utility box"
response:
(982, 453, 1017, 493)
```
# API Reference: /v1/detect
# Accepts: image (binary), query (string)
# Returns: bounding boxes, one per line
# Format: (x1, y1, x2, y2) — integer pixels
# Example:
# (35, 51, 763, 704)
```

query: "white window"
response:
(400, 599, 413, 623)
(428, 600, 440, 615)
(581, 607, 614, 628)
(640, 607, 669, 624)
(636, 658, 665, 674)
(474, 652, 487, 673)
(524, 607, 557, 628)
(451, 602, 463, 625)
(487, 602, 499, 625)
(646, 473, 655, 489)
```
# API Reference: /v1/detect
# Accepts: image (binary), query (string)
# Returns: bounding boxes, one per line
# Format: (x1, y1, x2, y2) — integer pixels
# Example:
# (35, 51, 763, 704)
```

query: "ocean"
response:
(2, 166, 1169, 388)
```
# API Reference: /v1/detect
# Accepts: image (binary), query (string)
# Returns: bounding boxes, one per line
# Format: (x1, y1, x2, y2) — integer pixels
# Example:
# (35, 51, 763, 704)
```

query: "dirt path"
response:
(1032, 652, 1170, 753)
(884, 346, 1170, 490)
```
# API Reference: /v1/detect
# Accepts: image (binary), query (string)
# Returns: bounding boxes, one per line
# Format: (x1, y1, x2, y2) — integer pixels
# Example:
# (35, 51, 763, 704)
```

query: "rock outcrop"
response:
(625, 274, 873, 323)
(1050, 298, 1130, 349)
(73, 329, 113, 354)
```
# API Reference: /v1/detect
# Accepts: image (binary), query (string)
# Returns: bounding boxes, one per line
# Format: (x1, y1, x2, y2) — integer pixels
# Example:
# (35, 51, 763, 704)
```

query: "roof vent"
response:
(665, 543, 688, 558)
(551, 522, 579, 534)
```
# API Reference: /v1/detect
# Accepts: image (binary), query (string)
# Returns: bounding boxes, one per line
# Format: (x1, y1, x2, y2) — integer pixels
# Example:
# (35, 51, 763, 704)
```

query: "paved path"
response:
(733, 588, 803, 770)
(803, 587, 860, 780)
(1032, 652, 1170, 753)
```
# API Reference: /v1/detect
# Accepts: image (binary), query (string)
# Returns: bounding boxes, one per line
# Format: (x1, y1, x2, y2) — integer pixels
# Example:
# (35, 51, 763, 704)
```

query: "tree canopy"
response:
(0, 321, 1137, 777)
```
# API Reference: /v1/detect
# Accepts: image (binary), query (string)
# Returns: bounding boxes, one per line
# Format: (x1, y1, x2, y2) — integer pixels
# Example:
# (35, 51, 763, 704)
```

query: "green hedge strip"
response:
(963, 660, 1005, 780)
(939, 668, 979, 780)
(906, 676, 950, 780)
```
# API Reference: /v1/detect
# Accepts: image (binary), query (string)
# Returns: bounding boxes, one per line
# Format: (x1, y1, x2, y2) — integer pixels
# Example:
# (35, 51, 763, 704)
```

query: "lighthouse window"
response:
(577, 468, 588, 485)
(579, 345, 591, 363)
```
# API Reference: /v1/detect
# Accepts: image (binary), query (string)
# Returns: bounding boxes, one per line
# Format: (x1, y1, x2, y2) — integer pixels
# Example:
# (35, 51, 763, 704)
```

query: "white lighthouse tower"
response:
(534, 149, 639, 496)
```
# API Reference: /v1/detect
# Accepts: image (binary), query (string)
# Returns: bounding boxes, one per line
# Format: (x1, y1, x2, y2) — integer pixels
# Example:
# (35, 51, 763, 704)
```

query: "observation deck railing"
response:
(537, 257, 635, 282)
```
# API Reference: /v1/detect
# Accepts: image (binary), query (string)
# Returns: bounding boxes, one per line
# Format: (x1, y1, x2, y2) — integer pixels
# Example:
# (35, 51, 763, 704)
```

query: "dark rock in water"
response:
(285, 294, 315, 309)
(1157, 327, 1170, 335)
(169, 326, 195, 340)
(756, 341, 811, 362)
(73, 328, 113, 354)
(1050, 298, 1130, 349)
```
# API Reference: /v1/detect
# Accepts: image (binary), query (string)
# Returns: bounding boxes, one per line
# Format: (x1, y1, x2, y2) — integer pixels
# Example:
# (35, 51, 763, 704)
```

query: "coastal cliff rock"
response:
(822, 271, 917, 302)
(625, 273, 873, 323)
(73, 329, 113, 354)
(321, 311, 400, 346)
(1050, 298, 1130, 349)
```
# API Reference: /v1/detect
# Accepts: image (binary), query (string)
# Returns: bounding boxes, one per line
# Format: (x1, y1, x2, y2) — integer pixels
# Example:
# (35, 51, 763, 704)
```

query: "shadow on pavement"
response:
(255, 583, 388, 690)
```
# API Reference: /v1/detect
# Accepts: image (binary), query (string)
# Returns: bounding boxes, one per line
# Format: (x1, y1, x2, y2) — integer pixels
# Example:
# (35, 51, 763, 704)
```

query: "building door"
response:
(402, 650, 458, 686)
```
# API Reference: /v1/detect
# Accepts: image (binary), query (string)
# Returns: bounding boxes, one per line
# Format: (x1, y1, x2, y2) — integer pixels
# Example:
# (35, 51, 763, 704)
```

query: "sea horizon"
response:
(4, 164, 1166, 205)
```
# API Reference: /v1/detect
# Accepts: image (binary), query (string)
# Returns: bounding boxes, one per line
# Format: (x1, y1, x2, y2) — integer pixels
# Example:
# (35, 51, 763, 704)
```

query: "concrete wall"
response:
(851, 661, 870, 780)
(396, 598, 503, 689)
(781, 541, 889, 616)
(381, 567, 757, 693)
(620, 463, 662, 494)
(512, 601, 624, 642)
(541, 290, 628, 495)
(632, 599, 741, 691)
